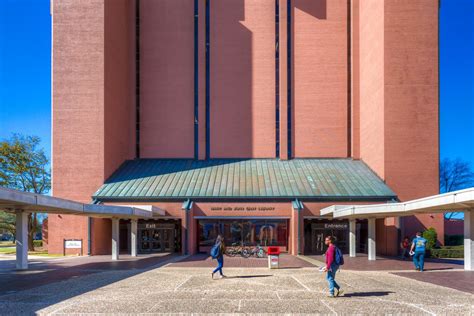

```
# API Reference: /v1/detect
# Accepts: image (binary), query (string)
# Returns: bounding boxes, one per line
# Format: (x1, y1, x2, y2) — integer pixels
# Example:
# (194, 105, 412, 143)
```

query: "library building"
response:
(48, 0, 442, 257)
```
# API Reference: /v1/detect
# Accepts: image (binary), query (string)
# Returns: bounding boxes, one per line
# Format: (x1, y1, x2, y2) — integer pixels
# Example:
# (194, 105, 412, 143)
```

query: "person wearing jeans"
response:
(211, 235, 226, 279)
(322, 236, 343, 297)
(411, 232, 427, 271)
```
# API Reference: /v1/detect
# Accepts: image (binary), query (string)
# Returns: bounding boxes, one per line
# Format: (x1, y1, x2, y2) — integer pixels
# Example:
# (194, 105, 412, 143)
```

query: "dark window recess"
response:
(194, 0, 199, 159)
(287, 0, 292, 158)
(135, 0, 141, 158)
(275, 0, 280, 158)
(205, 0, 210, 159)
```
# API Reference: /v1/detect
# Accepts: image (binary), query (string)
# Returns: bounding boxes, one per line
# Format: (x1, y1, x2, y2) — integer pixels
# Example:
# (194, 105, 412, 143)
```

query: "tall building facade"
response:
(49, 0, 441, 256)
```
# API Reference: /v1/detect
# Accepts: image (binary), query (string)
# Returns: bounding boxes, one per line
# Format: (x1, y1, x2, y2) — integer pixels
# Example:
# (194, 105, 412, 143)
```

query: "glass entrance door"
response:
(140, 228, 174, 253)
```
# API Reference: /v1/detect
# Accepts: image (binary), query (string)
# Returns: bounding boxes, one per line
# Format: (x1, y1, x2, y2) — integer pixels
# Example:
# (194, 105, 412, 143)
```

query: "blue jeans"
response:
(326, 264, 340, 295)
(413, 251, 425, 271)
(213, 256, 224, 275)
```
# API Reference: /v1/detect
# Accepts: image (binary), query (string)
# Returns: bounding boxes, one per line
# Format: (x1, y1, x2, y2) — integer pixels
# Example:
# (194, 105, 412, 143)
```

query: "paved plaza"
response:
(0, 254, 473, 315)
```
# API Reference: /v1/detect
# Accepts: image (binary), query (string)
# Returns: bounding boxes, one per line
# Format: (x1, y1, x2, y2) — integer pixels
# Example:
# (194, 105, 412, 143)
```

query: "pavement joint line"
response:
(373, 297, 437, 316)
(174, 275, 192, 292)
(291, 275, 311, 291)
(320, 298, 337, 315)
(275, 291, 282, 300)
(238, 299, 242, 311)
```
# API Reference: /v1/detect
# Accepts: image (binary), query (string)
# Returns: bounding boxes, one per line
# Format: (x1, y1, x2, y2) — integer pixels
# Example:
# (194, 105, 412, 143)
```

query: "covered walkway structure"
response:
(321, 188, 474, 270)
(0, 187, 165, 269)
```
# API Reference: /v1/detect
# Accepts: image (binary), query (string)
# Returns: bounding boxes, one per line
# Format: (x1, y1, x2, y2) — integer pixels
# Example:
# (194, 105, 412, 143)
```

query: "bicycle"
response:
(245, 244, 266, 258)
(225, 242, 249, 257)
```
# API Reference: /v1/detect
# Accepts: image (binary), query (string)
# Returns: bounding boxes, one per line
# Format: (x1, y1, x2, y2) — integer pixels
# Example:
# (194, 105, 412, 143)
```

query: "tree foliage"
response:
(0, 134, 50, 250)
(422, 227, 438, 250)
(440, 158, 474, 220)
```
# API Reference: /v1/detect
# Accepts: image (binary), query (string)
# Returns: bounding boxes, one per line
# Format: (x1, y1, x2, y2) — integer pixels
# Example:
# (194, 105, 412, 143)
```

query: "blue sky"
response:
(0, 0, 473, 166)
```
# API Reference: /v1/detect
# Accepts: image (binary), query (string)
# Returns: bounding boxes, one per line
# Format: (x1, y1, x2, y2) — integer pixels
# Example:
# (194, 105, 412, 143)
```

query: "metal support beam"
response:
(112, 218, 120, 261)
(131, 219, 137, 257)
(349, 219, 356, 257)
(368, 218, 376, 261)
(15, 211, 28, 270)
(465, 209, 474, 271)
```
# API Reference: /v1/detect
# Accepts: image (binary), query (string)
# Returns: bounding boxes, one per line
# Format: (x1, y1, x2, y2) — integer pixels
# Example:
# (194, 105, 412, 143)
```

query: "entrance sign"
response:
(65, 240, 82, 248)
(210, 206, 276, 211)
(63, 239, 83, 256)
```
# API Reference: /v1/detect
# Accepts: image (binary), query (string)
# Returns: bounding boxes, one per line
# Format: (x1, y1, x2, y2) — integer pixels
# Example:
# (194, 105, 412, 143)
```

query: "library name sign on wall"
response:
(210, 206, 276, 211)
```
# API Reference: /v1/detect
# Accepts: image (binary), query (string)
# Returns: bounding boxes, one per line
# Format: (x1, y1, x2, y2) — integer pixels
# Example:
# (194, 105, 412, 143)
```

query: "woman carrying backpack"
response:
(211, 235, 226, 279)
(322, 235, 344, 297)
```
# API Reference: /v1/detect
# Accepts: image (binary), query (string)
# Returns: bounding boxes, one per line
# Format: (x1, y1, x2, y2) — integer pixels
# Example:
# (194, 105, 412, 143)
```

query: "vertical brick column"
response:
(290, 201, 302, 255)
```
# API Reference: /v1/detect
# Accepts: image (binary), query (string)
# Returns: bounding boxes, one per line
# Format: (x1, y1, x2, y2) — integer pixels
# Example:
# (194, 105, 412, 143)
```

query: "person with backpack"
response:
(322, 235, 344, 297)
(410, 232, 427, 272)
(211, 235, 226, 279)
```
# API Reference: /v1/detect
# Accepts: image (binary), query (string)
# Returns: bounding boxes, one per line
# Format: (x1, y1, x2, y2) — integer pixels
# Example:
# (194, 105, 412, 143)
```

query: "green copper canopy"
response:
(93, 159, 397, 201)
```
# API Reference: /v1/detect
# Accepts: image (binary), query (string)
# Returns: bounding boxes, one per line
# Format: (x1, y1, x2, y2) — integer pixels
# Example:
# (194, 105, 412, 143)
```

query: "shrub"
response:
(430, 247, 464, 259)
(33, 240, 43, 248)
(423, 227, 437, 249)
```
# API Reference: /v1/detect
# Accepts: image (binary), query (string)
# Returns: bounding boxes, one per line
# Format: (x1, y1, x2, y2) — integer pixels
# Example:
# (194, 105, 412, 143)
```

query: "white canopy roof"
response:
(321, 187, 474, 219)
(0, 187, 164, 219)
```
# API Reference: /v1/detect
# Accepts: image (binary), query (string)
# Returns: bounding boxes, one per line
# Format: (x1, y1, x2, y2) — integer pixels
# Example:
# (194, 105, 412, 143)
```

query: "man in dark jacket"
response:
(322, 236, 343, 297)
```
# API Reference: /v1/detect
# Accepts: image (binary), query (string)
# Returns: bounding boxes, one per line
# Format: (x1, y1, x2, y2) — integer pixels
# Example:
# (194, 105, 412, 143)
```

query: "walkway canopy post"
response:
(131, 219, 138, 257)
(111, 218, 120, 261)
(349, 219, 356, 257)
(368, 218, 376, 261)
(465, 209, 474, 271)
(15, 211, 29, 270)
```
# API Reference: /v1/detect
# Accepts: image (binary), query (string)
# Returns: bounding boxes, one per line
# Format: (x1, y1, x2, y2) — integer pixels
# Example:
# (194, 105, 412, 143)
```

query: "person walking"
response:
(211, 235, 226, 279)
(400, 236, 411, 260)
(322, 236, 344, 297)
(411, 232, 427, 271)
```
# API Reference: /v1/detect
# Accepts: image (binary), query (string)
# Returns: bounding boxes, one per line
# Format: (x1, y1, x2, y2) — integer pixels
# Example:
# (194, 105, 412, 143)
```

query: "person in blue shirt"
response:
(410, 232, 427, 271)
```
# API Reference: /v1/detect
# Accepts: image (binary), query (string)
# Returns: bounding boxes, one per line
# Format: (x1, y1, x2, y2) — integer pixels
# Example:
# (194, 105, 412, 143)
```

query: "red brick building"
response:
(49, 0, 441, 257)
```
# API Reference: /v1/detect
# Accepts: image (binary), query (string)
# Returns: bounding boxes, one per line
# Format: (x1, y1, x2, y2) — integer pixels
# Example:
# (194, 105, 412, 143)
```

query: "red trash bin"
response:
(267, 246, 280, 269)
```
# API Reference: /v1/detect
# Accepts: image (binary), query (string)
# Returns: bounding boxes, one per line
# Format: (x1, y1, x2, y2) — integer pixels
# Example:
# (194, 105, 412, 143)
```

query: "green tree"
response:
(422, 227, 438, 250)
(0, 134, 50, 250)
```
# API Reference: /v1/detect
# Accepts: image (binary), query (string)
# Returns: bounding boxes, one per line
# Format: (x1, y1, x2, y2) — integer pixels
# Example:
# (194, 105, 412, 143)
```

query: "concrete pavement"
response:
(0, 262, 473, 315)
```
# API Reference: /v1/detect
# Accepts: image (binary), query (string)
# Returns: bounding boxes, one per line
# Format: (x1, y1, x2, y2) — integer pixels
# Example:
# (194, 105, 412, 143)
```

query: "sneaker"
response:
(327, 294, 336, 298)
(415, 267, 420, 271)
(211, 272, 215, 279)
(336, 289, 344, 297)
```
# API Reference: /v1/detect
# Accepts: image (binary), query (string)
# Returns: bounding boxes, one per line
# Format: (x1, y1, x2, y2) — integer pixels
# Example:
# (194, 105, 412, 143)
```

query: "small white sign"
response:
(65, 240, 82, 249)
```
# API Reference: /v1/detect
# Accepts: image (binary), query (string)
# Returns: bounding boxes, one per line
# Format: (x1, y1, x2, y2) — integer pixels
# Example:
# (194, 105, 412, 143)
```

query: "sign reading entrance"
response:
(210, 206, 275, 211)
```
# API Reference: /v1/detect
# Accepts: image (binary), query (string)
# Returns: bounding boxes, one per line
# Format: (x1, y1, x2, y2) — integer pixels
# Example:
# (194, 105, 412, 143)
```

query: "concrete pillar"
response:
(464, 210, 474, 271)
(15, 211, 29, 270)
(111, 218, 120, 261)
(368, 218, 376, 261)
(131, 219, 137, 257)
(349, 219, 356, 257)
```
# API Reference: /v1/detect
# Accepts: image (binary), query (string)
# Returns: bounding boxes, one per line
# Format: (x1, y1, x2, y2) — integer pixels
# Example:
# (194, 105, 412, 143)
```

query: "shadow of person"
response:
(343, 291, 394, 297)
(225, 274, 273, 279)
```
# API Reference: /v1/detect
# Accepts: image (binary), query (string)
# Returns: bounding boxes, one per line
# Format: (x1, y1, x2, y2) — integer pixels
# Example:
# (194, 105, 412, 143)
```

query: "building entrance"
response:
(304, 219, 349, 255)
(137, 221, 180, 254)
(139, 227, 174, 252)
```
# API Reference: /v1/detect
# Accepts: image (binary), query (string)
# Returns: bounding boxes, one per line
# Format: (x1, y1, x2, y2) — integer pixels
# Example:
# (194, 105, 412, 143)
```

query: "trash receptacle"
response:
(267, 246, 280, 269)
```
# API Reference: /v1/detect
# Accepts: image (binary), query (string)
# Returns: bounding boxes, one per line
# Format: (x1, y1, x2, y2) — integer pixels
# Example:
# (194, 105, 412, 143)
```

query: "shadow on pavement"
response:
(225, 274, 273, 279)
(0, 253, 181, 314)
(343, 291, 394, 297)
